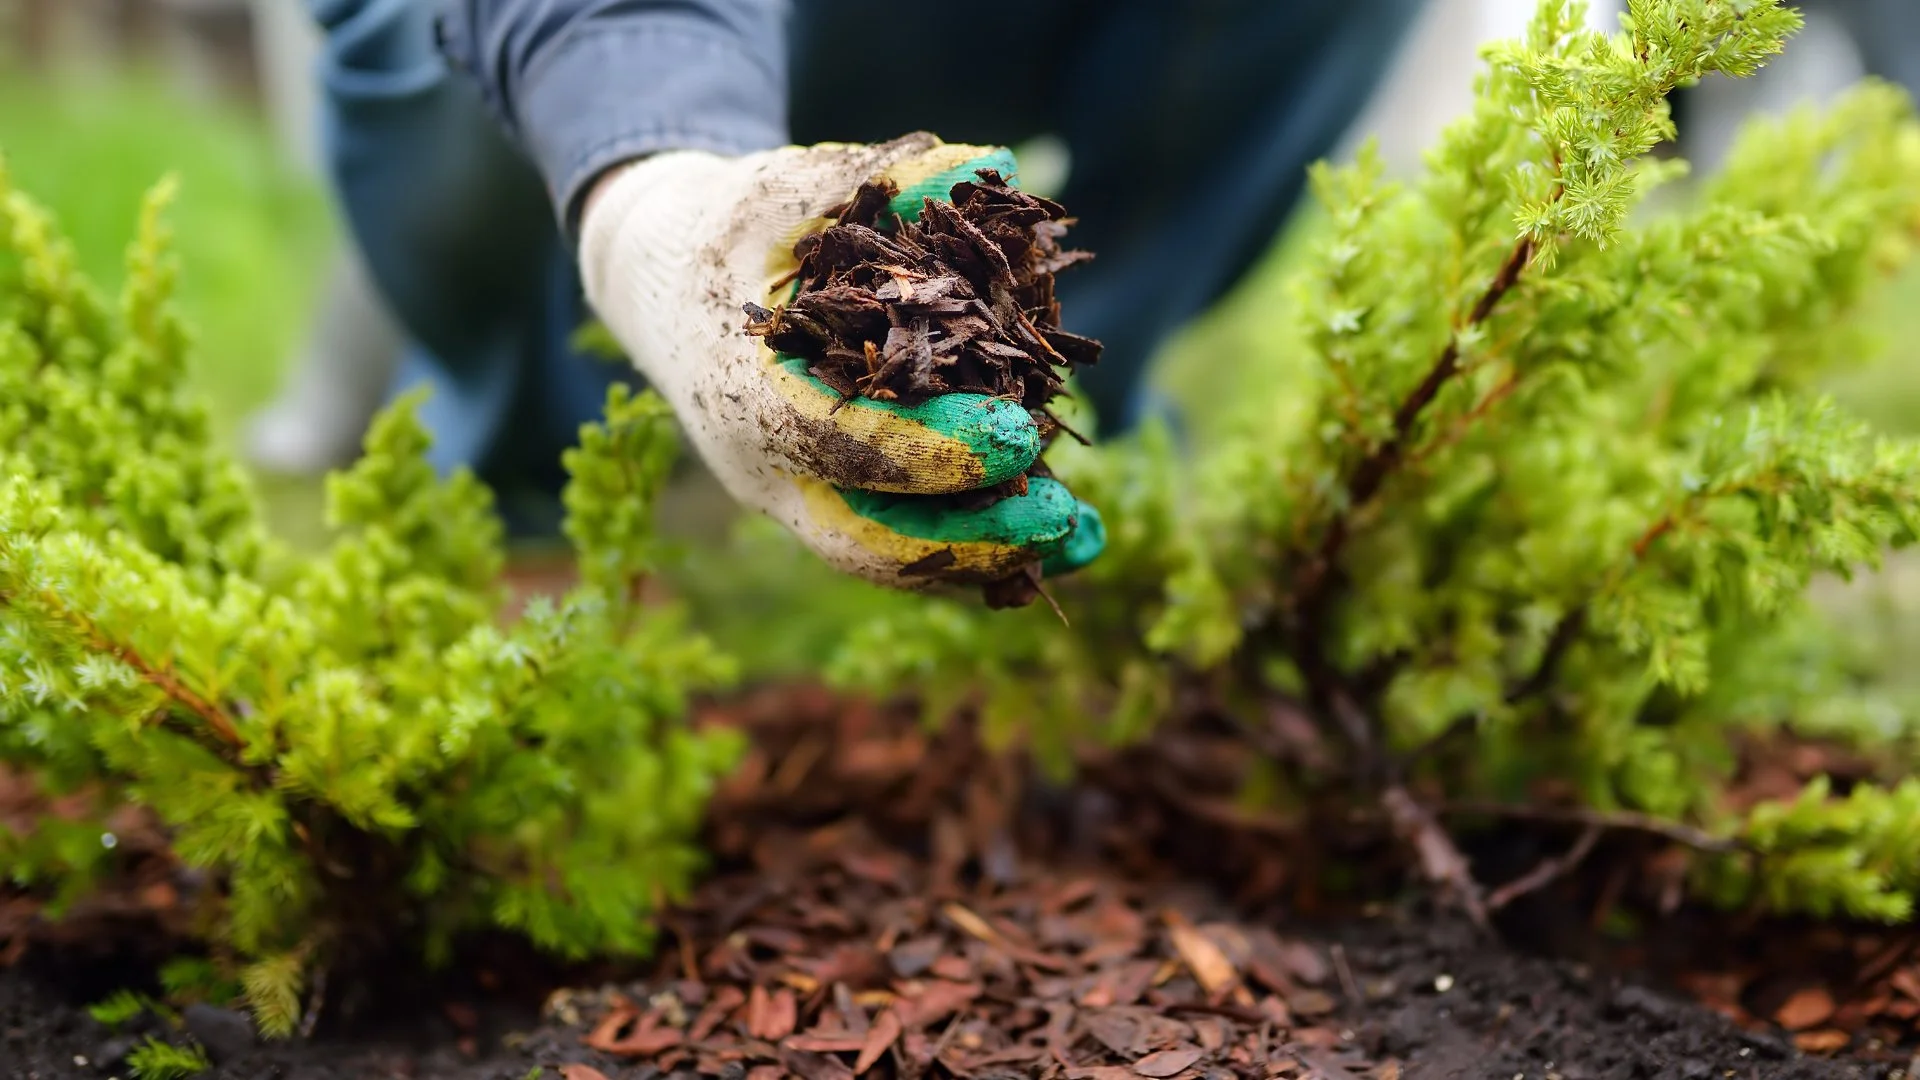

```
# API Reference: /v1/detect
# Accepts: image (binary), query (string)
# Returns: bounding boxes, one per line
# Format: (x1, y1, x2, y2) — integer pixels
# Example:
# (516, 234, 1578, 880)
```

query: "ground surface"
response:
(5, 690, 1913, 1080)
(0, 903, 1871, 1080)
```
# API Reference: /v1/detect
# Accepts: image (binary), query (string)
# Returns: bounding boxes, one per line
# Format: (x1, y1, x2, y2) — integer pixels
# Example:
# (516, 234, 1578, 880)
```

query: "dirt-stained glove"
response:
(579, 133, 1104, 592)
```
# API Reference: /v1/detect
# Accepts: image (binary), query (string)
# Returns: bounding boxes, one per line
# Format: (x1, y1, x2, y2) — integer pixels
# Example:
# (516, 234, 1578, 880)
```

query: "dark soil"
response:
(1, 691, 1909, 1080)
(0, 905, 1879, 1079)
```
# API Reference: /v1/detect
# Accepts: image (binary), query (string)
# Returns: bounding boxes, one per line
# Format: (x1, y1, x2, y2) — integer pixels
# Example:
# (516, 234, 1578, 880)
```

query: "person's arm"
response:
(433, 0, 791, 232)
(577, 137, 1105, 592)
(431, 1, 1105, 590)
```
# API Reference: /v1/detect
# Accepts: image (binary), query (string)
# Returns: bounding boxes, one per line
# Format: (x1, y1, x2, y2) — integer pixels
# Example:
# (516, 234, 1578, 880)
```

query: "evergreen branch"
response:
(0, 585, 242, 748)
(1504, 503, 1697, 707)
(1324, 682, 1380, 773)
(1405, 365, 1524, 473)
(1440, 800, 1743, 853)
(1503, 454, 1843, 708)
(1277, 231, 1544, 769)
(1335, 688, 1490, 930)
(0, 156, 764, 1035)
(31, 587, 243, 748)
(1384, 784, 1489, 927)
(1486, 824, 1601, 910)
(1292, 234, 1540, 621)
(1631, 513, 1678, 560)
(300, 963, 328, 1039)
(827, 0, 1915, 940)
(1143, 791, 1746, 862)
(1261, 234, 1543, 933)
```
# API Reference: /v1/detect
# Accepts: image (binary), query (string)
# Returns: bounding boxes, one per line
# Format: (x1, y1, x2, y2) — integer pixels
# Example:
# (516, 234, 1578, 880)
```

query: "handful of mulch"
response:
(745, 168, 1101, 415)
(743, 169, 1102, 608)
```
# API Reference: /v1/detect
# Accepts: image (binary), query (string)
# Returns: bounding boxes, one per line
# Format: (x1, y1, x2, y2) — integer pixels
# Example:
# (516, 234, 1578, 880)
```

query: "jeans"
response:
(309, 0, 1423, 531)
(1821, 0, 1920, 98)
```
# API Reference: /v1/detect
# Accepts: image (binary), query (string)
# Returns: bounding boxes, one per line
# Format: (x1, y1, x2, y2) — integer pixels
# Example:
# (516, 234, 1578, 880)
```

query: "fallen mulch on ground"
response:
(4, 689, 1918, 1079)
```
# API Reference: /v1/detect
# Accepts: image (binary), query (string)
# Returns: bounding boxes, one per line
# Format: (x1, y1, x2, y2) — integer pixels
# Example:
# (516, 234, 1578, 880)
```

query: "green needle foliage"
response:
(0, 169, 741, 1034)
(832, 0, 1920, 921)
(6, 0, 1919, 1030)
(89, 989, 160, 1029)
(126, 1037, 211, 1080)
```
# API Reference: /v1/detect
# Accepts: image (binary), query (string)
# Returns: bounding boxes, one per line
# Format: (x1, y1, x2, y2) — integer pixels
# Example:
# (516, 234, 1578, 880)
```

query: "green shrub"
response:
(0, 170, 740, 1034)
(831, 0, 1920, 921)
(126, 1037, 210, 1080)
(9, 1, 1920, 1040)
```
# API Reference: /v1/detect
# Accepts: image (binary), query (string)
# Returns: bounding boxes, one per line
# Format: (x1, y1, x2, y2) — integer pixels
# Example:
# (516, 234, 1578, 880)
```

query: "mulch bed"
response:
(4, 688, 1919, 1079)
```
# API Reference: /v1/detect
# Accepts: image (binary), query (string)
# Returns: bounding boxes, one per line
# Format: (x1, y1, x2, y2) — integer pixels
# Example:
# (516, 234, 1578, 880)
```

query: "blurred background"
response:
(0, 0, 1905, 455)
(1, 0, 1917, 633)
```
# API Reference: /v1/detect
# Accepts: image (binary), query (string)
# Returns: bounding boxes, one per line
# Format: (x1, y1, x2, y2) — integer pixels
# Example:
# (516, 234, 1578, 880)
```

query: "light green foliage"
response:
(1702, 776, 1920, 921)
(831, 0, 1920, 921)
(159, 956, 236, 1002)
(127, 1038, 211, 1080)
(678, 513, 922, 678)
(0, 170, 740, 1034)
(570, 319, 627, 363)
(89, 989, 157, 1029)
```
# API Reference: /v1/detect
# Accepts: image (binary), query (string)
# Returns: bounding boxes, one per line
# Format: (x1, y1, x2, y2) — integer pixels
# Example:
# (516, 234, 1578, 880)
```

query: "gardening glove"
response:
(579, 133, 1105, 590)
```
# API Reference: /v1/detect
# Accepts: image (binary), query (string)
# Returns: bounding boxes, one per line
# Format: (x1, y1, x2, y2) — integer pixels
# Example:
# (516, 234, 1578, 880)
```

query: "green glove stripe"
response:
(889, 148, 1021, 222)
(1041, 500, 1106, 576)
(839, 476, 1079, 552)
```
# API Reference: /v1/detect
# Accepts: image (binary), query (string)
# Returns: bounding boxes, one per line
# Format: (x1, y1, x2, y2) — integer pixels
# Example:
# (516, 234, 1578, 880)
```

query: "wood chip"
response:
(1891, 967, 1920, 1002)
(748, 985, 799, 1041)
(855, 1009, 903, 1075)
(1792, 1028, 1851, 1054)
(690, 985, 745, 1041)
(1069, 1068, 1140, 1080)
(593, 1027, 684, 1057)
(892, 979, 981, 1029)
(943, 902, 1001, 946)
(1775, 987, 1836, 1031)
(535, 693, 1874, 1080)
(583, 1004, 637, 1052)
(1166, 911, 1238, 998)
(785, 1032, 868, 1053)
(1287, 989, 1338, 1018)
(1133, 1044, 1206, 1077)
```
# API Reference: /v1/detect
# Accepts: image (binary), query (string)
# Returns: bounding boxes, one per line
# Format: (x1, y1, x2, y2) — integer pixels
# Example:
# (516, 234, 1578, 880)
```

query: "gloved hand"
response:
(579, 132, 1104, 592)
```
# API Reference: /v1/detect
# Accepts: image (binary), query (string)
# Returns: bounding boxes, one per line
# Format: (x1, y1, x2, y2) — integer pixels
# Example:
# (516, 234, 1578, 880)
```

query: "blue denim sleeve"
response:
(432, 0, 791, 226)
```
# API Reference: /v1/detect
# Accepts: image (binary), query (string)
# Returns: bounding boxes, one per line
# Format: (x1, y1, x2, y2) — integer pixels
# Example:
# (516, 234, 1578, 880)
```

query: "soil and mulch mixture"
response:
(5, 687, 1920, 1080)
